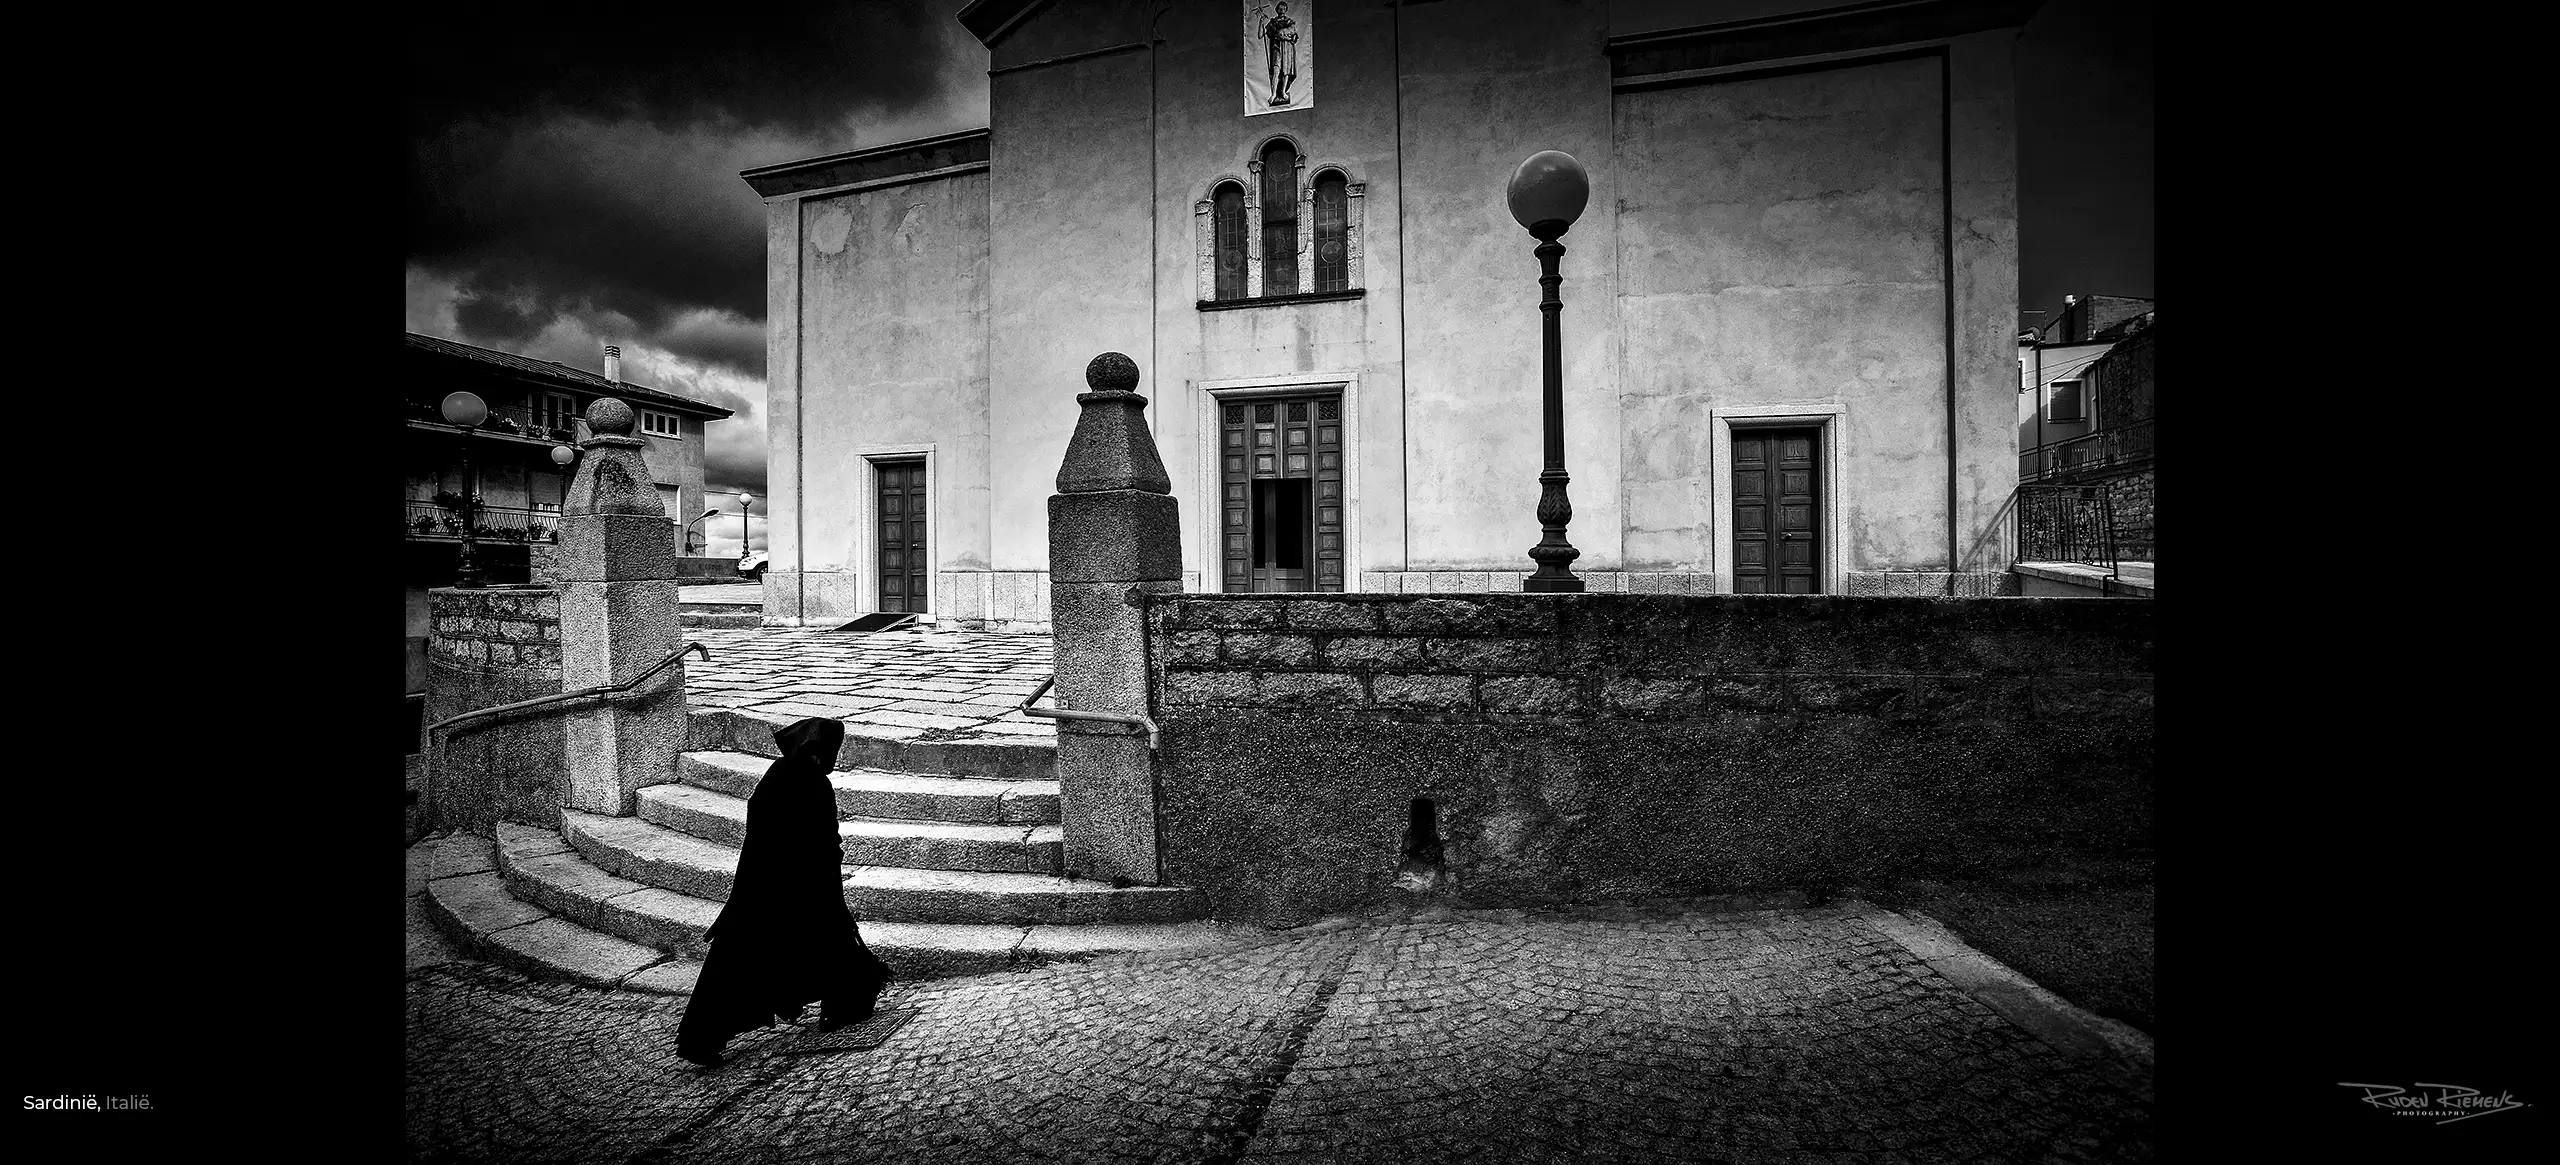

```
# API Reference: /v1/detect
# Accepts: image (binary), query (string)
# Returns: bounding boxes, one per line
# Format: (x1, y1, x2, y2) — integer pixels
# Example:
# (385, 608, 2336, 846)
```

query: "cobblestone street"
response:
(408, 898, 2152, 1163)
(680, 625, 1056, 743)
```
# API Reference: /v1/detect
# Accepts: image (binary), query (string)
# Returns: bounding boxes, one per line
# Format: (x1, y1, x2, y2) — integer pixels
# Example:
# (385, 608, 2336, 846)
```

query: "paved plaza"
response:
(410, 609, 2152, 1162)
(407, 887, 2152, 1163)
(680, 623, 1058, 744)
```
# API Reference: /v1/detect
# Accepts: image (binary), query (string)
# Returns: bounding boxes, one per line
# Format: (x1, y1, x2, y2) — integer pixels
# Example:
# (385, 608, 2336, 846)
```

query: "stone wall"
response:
(1146, 593, 2151, 926)
(424, 587, 565, 832)
(2106, 469, 2153, 561)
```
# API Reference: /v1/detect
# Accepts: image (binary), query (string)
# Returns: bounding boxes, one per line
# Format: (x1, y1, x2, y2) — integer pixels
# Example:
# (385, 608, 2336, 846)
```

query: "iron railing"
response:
(2021, 419, 2154, 481)
(1016, 675, 1157, 749)
(2011, 483, 2119, 575)
(407, 399, 583, 443)
(405, 498, 560, 543)
(425, 641, 708, 740)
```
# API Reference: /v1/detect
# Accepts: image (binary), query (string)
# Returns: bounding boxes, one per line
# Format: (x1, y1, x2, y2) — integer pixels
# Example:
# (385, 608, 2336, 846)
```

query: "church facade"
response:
(744, 0, 2039, 630)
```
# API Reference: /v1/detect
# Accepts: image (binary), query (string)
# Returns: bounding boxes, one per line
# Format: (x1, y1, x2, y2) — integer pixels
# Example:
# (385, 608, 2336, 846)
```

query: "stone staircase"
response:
(423, 707, 1236, 993)
(679, 596, 761, 628)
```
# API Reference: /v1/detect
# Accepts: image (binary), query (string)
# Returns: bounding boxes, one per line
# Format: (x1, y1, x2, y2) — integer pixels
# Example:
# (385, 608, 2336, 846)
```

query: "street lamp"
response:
(736, 493, 754, 559)
(1505, 150, 1589, 592)
(551, 444, 578, 535)
(683, 509, 721, 555)
(440, 391, 490, 588)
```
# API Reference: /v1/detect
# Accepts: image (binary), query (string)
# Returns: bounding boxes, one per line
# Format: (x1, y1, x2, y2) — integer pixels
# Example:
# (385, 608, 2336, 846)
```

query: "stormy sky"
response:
(405, 0, 2151, 558)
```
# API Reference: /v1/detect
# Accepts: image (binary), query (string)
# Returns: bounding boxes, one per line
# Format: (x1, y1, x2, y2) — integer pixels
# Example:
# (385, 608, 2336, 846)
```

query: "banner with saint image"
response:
(1244, 0, 1313, 116)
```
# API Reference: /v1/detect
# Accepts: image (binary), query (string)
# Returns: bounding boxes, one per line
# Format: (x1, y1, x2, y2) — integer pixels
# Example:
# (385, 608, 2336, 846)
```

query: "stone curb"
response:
(1858, 903, 2154, 1104)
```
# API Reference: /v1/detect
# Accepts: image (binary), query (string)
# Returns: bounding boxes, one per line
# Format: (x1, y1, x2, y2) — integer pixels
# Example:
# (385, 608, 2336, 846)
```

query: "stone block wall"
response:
(424, 587, 566, 832)
(2106, 469, 2154, 561)
(1145, 593, 2152, 926)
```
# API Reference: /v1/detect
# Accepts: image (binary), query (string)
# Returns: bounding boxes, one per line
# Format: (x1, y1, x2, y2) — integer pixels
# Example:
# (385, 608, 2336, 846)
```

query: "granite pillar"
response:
(1047, 352, 1179, 884)
(557, 397, 687, 816)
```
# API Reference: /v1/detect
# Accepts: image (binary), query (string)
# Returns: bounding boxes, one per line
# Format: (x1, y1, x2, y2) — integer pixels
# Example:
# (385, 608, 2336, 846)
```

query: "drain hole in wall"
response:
(1395, 797, 1444, 891)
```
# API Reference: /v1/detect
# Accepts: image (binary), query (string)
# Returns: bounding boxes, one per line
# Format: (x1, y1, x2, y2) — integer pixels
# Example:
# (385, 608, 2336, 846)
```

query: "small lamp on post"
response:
(1505, 150, 1589, 592)
(439, 391, 490, 588)
(736, 493, 754, 560)
(550, 444, 578, 536)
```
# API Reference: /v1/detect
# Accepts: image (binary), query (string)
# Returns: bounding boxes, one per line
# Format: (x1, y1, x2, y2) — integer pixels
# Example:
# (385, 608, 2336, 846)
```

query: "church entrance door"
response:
(1730, 428, 1822, 593)
(875, 460, 928, 612)
(1218, 394, 1343, 593)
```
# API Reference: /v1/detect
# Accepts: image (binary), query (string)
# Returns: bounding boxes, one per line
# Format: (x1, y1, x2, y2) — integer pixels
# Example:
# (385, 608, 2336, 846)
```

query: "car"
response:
(737, 550, 769, 579)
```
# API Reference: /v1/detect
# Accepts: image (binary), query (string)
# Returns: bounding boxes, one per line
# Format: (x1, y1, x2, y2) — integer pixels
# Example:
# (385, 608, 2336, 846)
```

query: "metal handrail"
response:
(425, 641, 709, 738)
(1016, 675, 1158, 750)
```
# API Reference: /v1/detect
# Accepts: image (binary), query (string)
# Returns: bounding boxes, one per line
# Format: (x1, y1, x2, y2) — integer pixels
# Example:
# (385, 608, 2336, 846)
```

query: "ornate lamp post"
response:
(1505, 150, 1590, 592)
(440, 391, 490, 588)
(736, 493, 754, 559)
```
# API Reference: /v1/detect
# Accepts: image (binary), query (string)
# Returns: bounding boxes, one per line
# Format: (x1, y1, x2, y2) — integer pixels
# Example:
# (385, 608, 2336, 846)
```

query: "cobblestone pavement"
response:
(408, 902, 2153, 1164)
(680, 627, 1056, 744)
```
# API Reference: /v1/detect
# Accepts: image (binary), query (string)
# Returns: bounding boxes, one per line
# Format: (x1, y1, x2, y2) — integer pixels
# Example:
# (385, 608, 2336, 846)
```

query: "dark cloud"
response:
(657, 310, 770, 378)
(409, 114, 797, 346)
(404, 3, 969, 138)
(407, 2, 990, 365)
(2017, 0, 2154, 316)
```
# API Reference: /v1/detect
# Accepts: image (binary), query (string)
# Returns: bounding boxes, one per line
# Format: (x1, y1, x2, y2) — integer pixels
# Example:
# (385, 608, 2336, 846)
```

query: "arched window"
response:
(1212, 182, 1247, 301)
(1260, 140, 1299, 295)
(1313, 170, 1348, 293)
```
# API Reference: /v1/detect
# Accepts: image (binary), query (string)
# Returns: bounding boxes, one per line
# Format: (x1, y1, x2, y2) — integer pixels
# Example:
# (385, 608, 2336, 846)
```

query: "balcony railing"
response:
(2009, 484, 2118, 574)
(405, 498, 560, 544)
(2022, 418, 2154, 481)
(406, 399, 583, 444)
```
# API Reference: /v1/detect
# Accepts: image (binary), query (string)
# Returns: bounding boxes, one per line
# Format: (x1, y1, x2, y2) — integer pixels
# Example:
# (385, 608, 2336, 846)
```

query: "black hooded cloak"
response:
(676, 717, 893, 1064)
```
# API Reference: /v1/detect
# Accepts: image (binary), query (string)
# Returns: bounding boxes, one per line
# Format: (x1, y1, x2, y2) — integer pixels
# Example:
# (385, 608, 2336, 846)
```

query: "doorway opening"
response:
(1219, 393, 1343, 592)
(875, 460, 927, 613)
(1730, 427, 1822, 594)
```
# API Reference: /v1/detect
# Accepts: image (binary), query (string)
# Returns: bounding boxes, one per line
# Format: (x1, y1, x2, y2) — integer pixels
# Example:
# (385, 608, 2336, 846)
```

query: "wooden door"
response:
(876, 461, 928, 612)
(1219, 394, 1343, 592)
(1732, 429, 1821, 594)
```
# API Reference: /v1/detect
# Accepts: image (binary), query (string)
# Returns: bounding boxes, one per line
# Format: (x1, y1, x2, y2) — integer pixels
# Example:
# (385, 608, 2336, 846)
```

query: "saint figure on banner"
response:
(1263, 3, 1299, 106)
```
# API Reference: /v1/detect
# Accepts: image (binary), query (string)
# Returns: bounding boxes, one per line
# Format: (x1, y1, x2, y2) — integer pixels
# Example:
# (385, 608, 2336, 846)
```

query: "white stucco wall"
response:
(756, 0, 2030, 617)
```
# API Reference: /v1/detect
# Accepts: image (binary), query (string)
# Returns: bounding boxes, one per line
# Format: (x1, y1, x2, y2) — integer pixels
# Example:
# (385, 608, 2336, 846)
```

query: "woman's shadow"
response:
(677, 717, 894, 1067)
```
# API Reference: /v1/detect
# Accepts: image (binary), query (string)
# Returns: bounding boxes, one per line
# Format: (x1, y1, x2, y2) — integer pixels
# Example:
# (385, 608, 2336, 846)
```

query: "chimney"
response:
(603, 344, 622, 383)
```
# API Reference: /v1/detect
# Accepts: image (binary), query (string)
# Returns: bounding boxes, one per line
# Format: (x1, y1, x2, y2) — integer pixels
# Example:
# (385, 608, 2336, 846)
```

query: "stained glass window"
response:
(1261, 141, 1299, 295)
(1313, 171, 1347, 292)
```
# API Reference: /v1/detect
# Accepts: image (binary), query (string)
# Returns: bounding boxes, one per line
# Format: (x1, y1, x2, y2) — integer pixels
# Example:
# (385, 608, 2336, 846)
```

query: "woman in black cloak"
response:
(676, 717, 893, 1066)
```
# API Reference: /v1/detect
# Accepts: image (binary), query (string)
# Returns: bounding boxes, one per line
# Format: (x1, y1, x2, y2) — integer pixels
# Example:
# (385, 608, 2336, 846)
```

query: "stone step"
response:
(636, 783, 1064, 874)
(489, 823, 1236, 981)
(418, 832, 696, 994)
(681, 611, 762, 628)
(677, 750, 1060, 825)
(562, 810, 1203, 924)
(687, 707, 1053, 782)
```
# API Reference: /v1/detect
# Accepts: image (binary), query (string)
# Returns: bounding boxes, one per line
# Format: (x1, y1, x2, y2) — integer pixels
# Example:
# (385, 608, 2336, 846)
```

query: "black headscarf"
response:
(677, 718, 890, 1064)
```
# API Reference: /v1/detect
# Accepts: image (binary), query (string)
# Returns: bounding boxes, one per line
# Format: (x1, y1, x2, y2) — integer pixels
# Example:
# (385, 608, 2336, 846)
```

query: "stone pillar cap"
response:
(582, 397, 645, 449)
(1057, 352, 1171, 495)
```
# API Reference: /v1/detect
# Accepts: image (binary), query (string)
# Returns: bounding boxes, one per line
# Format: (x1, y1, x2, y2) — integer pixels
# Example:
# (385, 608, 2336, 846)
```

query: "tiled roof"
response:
(405, 332, 736, 419)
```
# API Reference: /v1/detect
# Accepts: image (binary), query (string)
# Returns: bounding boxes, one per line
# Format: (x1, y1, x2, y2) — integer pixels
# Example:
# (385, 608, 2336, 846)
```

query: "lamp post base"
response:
(1522, 577, 1585, 593)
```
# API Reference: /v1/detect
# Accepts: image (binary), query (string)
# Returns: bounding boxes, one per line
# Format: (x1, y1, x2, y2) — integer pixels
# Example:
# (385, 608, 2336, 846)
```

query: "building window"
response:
(537, 393, 577, 437)
(1313, 170, 1348, 293)
(1213, 182, 1248, 301)
(2047, 380, 2085, 424)
(1199, 153, 1361, 306)
(1260, 140, 1299, 295)
(641, 409, 681, 437)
